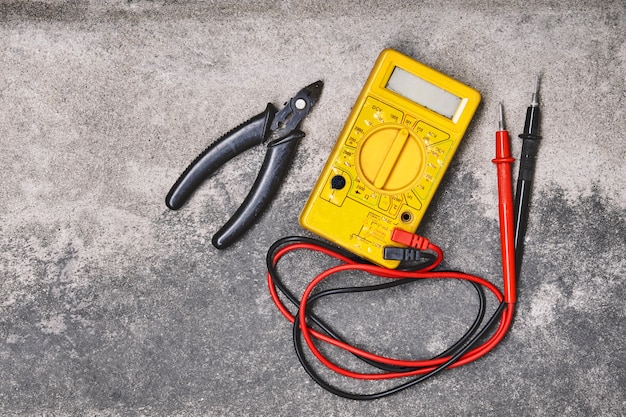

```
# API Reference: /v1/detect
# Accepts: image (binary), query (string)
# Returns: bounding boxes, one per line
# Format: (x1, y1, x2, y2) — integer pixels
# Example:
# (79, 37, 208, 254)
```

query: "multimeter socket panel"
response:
(300, 49, 481, 268)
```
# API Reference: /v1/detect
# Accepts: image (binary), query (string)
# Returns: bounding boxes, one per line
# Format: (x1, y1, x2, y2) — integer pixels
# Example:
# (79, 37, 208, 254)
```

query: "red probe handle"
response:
(492, 130, 517, 303)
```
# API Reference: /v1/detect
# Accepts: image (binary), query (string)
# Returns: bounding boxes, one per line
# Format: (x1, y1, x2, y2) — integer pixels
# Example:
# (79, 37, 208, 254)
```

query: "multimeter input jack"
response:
(400, 211, 413, 222)
(330, 175, 346, 190)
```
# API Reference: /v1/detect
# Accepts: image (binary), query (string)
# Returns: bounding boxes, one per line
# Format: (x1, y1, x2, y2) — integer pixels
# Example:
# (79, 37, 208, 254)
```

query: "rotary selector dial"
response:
(355, 123, 426, 194)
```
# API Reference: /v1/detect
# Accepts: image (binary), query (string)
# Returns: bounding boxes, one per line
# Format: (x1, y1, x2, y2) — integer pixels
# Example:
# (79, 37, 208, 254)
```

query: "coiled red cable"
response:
(266, 121, 517, 399)
(268, 238, 514, 383)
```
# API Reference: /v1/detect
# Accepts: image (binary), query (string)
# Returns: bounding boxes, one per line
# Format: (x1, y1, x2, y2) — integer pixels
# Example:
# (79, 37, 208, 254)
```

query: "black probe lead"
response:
(514, 76, 542, 275)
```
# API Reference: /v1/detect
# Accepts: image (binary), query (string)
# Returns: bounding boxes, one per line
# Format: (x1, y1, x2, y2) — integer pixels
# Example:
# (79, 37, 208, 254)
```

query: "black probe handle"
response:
(516, 137, 539, 181)
(514, 105, 541, 274)
(517, 105, 541, 182)
(165, 104, 276, 210)
(212, 130, 305, 249)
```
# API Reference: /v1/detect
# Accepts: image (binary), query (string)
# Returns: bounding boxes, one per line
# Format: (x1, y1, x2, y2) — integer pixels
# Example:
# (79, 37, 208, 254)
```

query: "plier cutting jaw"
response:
(165, 80, 323, 249)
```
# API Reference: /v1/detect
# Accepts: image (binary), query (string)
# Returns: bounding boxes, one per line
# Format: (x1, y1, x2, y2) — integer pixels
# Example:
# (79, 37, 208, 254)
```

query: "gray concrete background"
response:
(1, 0, 625, 415)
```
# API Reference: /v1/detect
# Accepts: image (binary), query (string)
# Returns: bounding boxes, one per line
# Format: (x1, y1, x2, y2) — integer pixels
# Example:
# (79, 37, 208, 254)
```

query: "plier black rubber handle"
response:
(165, 81, 322, 249)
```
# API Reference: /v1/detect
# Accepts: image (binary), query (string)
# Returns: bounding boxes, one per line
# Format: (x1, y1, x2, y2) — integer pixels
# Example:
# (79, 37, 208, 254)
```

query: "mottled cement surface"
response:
(1, 1, 625, 415)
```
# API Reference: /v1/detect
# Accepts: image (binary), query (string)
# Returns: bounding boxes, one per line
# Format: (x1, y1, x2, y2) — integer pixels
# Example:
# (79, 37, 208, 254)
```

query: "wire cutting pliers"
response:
(165, 81, 323, 249)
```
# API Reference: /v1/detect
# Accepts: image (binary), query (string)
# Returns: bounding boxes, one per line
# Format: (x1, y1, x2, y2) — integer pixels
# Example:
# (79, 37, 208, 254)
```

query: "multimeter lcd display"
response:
(300, 49, 481, 268)
(386, 67, 462, 119)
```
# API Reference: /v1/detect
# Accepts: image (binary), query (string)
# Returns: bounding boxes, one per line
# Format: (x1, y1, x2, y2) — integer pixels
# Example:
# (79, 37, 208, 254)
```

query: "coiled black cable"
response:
(267, 236, 506, 400)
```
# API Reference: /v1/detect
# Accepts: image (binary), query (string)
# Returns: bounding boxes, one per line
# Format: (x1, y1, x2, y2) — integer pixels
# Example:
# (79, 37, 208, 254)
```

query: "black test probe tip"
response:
(514, 75, 542, 276)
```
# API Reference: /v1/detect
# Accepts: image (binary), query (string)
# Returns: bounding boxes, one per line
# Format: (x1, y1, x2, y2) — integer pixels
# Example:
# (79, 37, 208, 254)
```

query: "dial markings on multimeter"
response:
(300, 49, 481, 268)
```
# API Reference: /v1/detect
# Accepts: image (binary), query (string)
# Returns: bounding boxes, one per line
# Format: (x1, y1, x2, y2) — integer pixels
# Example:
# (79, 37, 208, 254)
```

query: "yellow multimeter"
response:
(300, 49, 481, 268)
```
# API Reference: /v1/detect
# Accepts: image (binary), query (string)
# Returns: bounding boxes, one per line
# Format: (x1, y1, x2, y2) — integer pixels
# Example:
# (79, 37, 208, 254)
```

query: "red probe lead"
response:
(492, 102, 517, 304)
